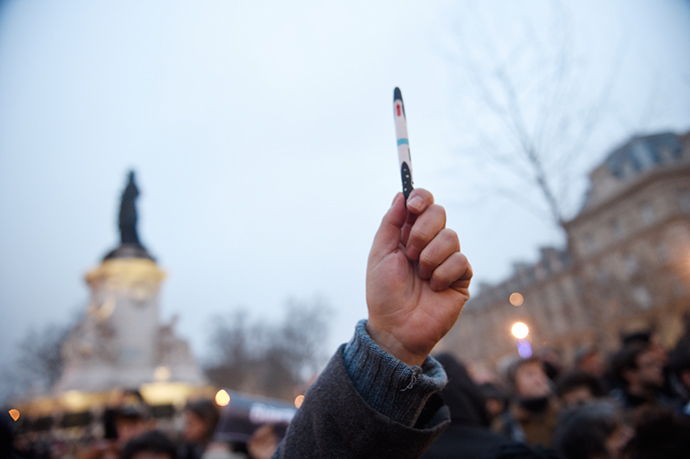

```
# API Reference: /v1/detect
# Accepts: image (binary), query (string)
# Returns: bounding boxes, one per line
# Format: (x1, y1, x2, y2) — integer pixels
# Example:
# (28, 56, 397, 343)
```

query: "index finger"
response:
(404, 204, 446, 261)
(400, 188, 435, 245)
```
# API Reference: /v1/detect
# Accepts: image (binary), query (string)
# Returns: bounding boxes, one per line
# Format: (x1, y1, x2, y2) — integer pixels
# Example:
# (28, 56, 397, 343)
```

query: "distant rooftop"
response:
(576, 131, 687, 213)
(604, 132, 682, 180)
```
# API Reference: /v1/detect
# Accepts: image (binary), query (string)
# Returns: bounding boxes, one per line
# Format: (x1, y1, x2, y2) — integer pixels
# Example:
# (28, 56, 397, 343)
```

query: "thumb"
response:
(369, 193, 407, 261)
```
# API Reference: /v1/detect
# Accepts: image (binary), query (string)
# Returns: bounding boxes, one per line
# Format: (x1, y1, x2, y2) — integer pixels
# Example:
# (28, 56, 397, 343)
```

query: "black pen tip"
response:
(394, 87, 402, 102)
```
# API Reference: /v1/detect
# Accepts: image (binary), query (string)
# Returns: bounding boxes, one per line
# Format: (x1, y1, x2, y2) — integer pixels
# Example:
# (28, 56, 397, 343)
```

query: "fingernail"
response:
(407, 196, 423, 211)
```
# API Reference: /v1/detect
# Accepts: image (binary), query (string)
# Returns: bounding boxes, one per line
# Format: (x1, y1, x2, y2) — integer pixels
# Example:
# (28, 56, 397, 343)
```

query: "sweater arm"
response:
(272, 320, 450, 459)
(343, 320, 448, 426)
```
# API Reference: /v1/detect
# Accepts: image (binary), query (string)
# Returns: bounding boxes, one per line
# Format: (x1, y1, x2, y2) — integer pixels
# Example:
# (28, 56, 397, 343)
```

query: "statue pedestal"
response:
(54, 256, 206, 396)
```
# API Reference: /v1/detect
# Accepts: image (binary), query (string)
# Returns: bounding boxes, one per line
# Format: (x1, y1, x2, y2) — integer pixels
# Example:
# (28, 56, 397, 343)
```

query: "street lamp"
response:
(511, 322, 532, 358)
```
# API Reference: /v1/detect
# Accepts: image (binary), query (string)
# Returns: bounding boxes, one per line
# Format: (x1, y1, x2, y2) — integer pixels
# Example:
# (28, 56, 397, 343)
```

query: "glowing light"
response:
(154, 366, 171, 382)
(294, 395, 305, 409)
(509, 292, 524, 306)
(517, 339, 533, 358)
(8, 409, 20, 421)
(61, 390, 90, 411)
(140, 381, 193, 406)
(215, 389, 230, 407)
(511, 322, 529, 339)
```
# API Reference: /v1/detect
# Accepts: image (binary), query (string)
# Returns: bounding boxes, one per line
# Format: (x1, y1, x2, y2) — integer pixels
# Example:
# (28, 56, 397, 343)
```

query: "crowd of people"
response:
(423, 325, 690, 459)
(4, 394, 282, 459)
(4, 188, 690, 458)
(6, 325, 690, 459)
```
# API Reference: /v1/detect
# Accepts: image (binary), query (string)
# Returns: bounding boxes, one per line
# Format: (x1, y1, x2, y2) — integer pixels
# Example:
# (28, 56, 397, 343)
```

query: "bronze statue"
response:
(103, 170, 154, 261)
(119, 171, 141, 246)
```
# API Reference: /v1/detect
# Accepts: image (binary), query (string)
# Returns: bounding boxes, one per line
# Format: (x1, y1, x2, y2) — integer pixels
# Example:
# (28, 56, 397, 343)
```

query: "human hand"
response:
(366, 189, 472, 366)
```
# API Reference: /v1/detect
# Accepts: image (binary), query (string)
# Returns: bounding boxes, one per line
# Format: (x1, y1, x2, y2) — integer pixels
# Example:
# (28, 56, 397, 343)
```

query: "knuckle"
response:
(443, 227, 458, 241)
(441, 228, 459, 249)
(451, 251, 467, 267)
(430, 272, 451, 291)
(459, 254, 472, 277)
(418, 251, 435, 273)
(430, 204, 446, 222)
(408, 227, 432, 250)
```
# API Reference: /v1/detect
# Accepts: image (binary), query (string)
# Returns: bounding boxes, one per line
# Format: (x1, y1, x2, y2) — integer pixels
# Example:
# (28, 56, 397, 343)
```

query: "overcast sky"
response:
(1, 0, 689, 381)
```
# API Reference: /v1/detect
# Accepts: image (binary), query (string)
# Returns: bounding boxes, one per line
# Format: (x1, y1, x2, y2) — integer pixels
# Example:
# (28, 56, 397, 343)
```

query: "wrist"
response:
(343, 320, 448, 426)
(365, 321, 427, 367)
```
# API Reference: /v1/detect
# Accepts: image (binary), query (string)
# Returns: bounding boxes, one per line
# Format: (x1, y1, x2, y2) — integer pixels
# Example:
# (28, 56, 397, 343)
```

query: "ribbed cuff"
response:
(342, 320, 447, 426)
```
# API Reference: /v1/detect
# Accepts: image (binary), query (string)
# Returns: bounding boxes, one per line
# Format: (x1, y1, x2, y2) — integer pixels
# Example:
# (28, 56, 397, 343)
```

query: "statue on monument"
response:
(53, 171, 207, 394)
(119, 171, 142, 246)
(105, 170, 153, 260)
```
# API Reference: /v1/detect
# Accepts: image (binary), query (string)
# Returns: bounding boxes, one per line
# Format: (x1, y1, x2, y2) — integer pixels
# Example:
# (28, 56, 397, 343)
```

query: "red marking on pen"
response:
(393, 87, 413, 201)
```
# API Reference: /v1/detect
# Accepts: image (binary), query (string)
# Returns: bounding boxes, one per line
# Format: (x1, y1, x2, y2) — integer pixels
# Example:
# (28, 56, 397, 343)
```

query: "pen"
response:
(393, 87, 414, 201)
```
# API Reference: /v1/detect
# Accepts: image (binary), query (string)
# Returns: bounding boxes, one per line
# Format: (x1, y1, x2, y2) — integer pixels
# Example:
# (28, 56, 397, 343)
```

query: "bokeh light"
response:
(509, 292, 524, 306)
(517, 339, 533, 358)
(294, 394, 305, 409)
(215, 389, 230, 407)
(154, 366, 171, 381)
(8, 409, 20, 421)
(511, 322, 529, 339)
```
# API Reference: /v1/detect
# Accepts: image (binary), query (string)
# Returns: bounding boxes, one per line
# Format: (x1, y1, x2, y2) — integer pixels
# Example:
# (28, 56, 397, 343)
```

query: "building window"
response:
(583, 233, 597, 254)
(622, 161, 636, 179)
(623, 253, 638, 277)
(640, 202, 656, 225)
(596, 265, 610, 284)
(679, 190, 690, 213)
(611, 218, 624, 239)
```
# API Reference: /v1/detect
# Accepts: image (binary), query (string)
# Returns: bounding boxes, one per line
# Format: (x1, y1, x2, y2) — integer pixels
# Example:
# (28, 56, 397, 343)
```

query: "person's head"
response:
(553, 401, 632, 459)
(507, 357, 552, 400)
(183, 398, 221, 445)
(0, 410, 15, 459)
(247, 424, 280, 459)
(623, 406, 690, 459)
(77, 443, 120, 459)
(556, 371, 605, 409)
(611, 343, 664, 393)
(121, 430, 178, 459)
(536, 347, 563, 381)
(621, 330, 652, 348)
(434, 353, 491, 427)
(115, 404, 152, 446)
(621, 330, 667, 364)
(574, 345, 605, 379)
(479, 382, 509, 421)
(668, 336, 690, 393)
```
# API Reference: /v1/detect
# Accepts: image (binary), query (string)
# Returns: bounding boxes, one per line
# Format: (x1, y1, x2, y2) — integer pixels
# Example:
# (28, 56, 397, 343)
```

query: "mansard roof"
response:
(576, 131, 688, 215)
(604, 132, 682, 180)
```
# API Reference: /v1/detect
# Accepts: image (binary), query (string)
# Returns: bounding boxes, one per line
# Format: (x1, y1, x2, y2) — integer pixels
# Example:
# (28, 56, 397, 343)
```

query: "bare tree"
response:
(443, 0, 624, 228)
(438, 2, 666, 348)
(204, 310, 253, 392)
(204, 297, 332, 401)
(0, 321, 74, 402)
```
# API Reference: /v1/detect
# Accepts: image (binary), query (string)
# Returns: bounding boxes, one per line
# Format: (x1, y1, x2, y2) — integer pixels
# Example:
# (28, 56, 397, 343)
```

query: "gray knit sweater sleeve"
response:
(343, 320, 448, 426)
(272, 320, 450, 458)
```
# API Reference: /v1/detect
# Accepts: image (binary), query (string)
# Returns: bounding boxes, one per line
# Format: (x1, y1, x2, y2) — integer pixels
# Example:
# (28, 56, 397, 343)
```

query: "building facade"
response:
(437, 131, 690, 366)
